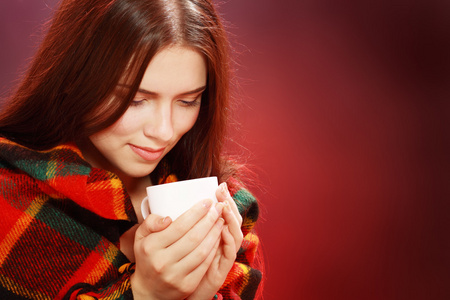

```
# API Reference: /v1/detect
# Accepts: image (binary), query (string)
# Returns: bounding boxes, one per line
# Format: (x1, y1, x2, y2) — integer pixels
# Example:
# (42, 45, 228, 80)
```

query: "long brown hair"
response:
(0, 0, 231, 182)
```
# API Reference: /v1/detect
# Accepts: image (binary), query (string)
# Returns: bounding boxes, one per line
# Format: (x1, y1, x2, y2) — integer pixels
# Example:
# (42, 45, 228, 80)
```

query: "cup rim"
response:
(146, 176, 217, 191)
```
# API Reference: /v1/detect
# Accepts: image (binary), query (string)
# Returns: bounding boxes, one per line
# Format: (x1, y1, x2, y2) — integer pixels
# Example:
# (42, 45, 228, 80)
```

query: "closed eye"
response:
(130, 98, 146, 107)
(180, 97, 201, 107)
(179, 95, 202, 108)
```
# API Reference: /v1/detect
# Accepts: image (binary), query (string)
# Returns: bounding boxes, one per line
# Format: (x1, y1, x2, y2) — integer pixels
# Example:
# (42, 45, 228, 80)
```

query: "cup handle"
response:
(141, 196, 150, 219)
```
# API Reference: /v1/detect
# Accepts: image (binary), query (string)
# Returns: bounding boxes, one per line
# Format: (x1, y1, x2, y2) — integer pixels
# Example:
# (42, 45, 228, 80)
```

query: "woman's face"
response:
(86, 46, 206, 181)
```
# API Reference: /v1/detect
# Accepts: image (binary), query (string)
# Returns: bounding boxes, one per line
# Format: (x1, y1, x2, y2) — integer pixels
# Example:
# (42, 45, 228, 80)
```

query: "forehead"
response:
(139, 46, 207, 96)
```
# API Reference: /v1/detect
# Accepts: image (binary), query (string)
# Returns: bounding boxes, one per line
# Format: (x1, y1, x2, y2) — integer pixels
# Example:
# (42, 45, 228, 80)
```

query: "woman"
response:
(0, 0, 262, 299)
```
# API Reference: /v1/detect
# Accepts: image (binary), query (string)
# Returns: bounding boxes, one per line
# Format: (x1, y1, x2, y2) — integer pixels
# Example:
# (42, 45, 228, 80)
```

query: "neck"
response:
(123, 175, 151, 224)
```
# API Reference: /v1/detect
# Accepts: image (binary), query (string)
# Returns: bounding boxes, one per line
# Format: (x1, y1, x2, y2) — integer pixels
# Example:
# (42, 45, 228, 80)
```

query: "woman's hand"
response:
(217, 182, 244, 253)
(131, 199, 225, 300)
(187, 182, 244, 299)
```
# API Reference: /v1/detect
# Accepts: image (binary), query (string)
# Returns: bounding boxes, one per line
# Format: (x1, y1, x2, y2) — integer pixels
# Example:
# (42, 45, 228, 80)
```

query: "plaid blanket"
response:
(0, 138, 261, 299)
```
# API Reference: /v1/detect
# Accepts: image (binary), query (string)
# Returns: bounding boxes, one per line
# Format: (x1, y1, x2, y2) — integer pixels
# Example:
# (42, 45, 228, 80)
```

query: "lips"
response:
(129, 144, 165, 161)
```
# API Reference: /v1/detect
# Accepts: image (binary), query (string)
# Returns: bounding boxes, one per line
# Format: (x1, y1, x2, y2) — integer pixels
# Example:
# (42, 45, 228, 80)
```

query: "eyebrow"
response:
(137, 85, 206, 97)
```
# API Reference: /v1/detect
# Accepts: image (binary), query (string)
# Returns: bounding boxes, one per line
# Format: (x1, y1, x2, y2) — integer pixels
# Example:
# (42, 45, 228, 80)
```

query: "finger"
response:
(222, 202, 243, 252)
(168, 203, 224, 259)
(218, 226, 237, 273)
(176, 217, 224, 273)
(191, 228, 222, 278)
(216, 183, 242, 226)
(207, 234, 222, 266)
(135, 214, 172, 240)
(161, 199, 215, 247)
(184, 235, 222, 300)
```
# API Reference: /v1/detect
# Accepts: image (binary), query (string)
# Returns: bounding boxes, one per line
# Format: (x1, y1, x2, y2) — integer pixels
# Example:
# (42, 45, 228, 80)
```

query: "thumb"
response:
(135, 214, 172, 240)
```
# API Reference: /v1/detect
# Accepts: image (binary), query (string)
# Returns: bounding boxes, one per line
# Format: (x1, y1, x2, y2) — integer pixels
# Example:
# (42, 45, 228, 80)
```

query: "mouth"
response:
(129, 144, 166, 161)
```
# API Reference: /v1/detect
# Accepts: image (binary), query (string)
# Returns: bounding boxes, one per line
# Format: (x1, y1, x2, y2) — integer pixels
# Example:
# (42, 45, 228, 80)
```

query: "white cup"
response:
(141, 176, 218, 220)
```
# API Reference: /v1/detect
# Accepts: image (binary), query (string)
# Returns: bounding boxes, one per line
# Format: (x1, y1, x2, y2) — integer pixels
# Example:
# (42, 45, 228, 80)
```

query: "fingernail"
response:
(202, 199, 213, 209)
(160, 216, 170, 224)
(215, 202, 224, 214)
(222, 201, 230, 213)
(221, 182, 230, 196)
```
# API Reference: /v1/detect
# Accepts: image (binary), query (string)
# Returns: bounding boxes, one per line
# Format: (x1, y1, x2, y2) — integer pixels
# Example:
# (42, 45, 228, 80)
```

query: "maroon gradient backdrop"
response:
(1, 1, 450, 299)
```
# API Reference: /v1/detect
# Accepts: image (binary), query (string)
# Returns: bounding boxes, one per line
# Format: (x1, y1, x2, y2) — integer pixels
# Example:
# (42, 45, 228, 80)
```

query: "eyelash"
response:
(180, 98, 201, 108)
(130, 99, 145, 107)
(129, 97, 201, 108)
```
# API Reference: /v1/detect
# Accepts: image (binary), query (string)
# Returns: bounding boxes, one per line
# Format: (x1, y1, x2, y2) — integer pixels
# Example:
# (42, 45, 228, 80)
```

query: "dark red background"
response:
(1, 1, 450, 299)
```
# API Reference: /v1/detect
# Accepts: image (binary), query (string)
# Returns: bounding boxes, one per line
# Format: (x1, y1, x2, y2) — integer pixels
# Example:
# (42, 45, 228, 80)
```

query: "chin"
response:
(123, 165, 158, 179)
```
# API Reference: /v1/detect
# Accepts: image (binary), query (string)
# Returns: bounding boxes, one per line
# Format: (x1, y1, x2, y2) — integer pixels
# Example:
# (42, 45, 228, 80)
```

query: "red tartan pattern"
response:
(0, 138, 262, 299)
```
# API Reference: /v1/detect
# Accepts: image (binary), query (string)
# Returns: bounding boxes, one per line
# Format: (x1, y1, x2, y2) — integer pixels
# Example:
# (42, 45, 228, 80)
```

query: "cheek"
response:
(106, 111, 141, 136)
(174, 110, 200, 137)
(89, 113, 137, 147)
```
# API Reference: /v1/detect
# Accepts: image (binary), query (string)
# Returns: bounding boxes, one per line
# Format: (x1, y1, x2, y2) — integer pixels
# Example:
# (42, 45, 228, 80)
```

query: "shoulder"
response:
(226, 176, 259, 235)
(0, 137, 90, 177)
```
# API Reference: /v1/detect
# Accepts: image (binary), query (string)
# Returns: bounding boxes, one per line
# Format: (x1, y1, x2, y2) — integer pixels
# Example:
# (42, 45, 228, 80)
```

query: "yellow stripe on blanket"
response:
(0, 195, 46, 266)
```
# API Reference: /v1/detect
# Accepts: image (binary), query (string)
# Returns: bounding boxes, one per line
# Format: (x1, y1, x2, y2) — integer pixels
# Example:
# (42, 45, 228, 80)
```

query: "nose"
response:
(144, 103, 174, 143)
